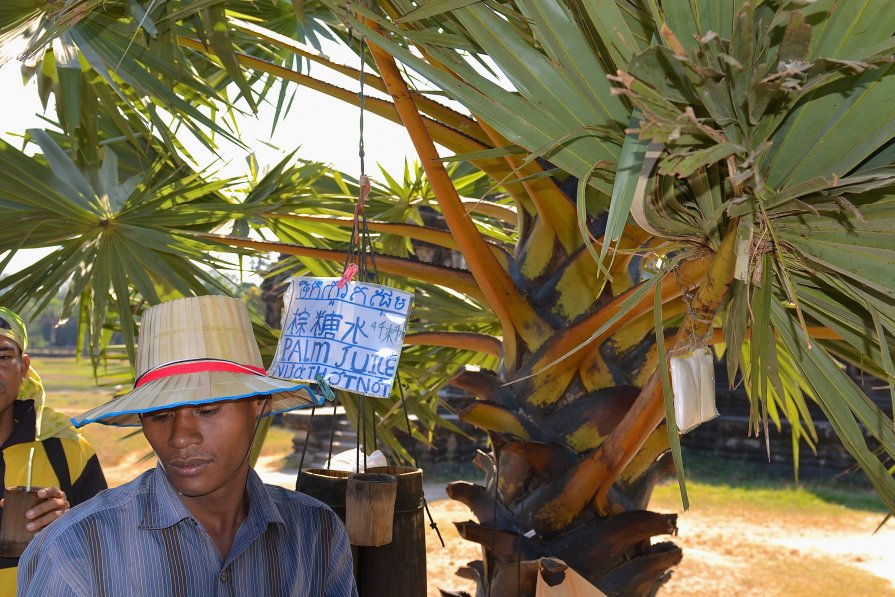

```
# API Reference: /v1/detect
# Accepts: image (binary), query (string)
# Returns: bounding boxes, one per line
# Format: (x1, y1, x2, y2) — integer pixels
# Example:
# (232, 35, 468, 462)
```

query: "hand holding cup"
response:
(0, 486, 69, 556)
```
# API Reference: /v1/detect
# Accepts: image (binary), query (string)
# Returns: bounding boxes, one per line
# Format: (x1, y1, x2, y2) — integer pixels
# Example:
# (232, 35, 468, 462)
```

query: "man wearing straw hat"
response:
(0, 307, 107, 594)
(18, 295, 357, 596)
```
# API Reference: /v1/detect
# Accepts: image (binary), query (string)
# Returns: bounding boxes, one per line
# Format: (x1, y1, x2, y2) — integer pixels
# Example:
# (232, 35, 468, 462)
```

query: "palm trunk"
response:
(440, 229, 740, 595)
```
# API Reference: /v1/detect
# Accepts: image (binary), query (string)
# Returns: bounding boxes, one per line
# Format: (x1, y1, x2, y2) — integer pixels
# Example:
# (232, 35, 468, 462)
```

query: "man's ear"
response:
(20, 353, 30, 377)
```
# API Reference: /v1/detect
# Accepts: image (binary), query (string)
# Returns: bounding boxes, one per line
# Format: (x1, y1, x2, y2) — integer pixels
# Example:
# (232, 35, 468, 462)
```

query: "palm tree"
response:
(1, 1, 894, 595)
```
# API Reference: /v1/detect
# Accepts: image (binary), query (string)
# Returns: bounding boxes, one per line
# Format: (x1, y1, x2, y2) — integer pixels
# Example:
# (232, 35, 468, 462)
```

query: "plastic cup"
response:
(0, 487, 43, 557)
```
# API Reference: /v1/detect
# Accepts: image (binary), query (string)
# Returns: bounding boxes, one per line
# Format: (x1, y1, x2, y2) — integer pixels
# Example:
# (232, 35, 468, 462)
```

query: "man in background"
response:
(0, 307, 107, 593)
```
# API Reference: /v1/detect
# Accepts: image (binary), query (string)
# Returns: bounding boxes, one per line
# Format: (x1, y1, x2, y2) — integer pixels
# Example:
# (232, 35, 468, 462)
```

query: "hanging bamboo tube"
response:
(346, 472, 398, 546)
(358, 466, 427, 597)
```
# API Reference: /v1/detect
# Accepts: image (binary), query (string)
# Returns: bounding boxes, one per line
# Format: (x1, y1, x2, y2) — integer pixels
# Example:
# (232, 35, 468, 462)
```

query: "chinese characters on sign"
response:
(269, 277, 413, 399)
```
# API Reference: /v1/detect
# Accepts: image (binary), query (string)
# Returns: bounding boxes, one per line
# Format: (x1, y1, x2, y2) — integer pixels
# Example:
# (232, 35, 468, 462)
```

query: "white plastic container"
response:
(670, 347, 718, 434)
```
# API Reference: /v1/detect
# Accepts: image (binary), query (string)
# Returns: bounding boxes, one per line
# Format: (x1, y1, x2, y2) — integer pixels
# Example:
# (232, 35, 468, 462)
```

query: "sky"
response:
(0, 36, 424, 274)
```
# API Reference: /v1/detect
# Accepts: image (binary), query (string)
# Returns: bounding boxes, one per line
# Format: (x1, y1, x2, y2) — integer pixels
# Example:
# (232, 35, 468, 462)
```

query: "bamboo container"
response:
(345, 472, 397, 546)
(356, 466, 427, 596)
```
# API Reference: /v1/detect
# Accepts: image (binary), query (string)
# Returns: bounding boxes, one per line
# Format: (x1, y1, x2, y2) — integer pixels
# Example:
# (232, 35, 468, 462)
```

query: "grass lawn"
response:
(30, 355, 131, 392)
(653, 449, 887, 515)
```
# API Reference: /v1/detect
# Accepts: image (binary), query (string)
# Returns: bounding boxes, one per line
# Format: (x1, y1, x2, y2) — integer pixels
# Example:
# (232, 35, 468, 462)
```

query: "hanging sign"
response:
(269, 277, 413, 398)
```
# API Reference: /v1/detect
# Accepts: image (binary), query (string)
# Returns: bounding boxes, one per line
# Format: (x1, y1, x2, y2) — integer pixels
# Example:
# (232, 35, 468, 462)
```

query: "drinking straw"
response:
(25, 447, 34, 492)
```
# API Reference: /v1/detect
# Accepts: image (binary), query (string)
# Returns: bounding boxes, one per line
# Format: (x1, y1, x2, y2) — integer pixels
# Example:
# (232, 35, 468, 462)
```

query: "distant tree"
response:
(22, 291, 79, 348)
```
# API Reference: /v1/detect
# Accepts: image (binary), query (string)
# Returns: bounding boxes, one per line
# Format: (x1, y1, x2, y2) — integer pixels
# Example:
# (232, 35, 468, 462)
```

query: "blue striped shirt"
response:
(17, 464, 358, 596)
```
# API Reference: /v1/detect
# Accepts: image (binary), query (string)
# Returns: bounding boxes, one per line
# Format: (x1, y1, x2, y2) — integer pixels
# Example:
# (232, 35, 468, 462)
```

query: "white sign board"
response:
(269, 277, 413, 398)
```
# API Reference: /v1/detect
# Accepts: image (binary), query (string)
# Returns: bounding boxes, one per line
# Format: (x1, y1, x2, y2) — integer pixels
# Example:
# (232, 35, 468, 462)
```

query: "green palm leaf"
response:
(0, 131, 241, 364)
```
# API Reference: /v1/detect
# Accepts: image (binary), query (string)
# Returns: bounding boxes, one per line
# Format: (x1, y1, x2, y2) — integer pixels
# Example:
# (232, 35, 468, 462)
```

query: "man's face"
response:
(141, 398, 265, 499)
(0, 337, 29, 411)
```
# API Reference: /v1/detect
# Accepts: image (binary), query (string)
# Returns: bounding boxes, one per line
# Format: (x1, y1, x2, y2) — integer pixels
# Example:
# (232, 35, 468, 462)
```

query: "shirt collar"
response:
(140, 463, 193, 530)
(2, 400, 37, 449)
(140, 463, 285, 530)
(245, 466, 286, 528)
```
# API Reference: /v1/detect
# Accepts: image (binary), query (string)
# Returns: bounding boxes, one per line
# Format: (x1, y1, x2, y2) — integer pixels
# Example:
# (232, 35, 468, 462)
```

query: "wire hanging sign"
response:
(271, 3, 444, 559)
(266, 7, 418, 399)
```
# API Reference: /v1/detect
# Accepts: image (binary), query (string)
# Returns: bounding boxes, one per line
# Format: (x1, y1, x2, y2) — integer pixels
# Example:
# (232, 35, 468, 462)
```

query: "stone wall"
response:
(682, 366, 892, 478)
(280, 366, 892, 479)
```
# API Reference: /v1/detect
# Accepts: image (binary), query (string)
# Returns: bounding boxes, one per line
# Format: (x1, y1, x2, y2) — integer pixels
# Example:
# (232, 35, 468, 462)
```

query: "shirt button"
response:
(220, 570, 230, 583)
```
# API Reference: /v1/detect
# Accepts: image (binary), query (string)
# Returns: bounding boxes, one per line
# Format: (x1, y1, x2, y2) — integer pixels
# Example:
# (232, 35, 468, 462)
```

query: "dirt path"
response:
(257, 464, 895, 596)
(420, 499, 895, 597)
(658, 507, 895, 596)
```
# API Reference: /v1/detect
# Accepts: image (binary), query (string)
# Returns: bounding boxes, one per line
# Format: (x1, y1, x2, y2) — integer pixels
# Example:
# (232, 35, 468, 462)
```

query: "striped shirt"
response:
(18, 464, 358, 596)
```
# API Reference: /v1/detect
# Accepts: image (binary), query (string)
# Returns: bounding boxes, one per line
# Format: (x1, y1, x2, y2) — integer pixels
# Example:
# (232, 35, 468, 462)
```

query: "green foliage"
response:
(0, 131, 242, 364)
(326, 0, 631, 199)
(608, 0, 895, 511)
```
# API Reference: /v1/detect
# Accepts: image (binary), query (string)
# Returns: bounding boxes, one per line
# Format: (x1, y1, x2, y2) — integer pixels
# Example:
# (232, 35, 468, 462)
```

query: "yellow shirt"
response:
(0, 401, 107, 594)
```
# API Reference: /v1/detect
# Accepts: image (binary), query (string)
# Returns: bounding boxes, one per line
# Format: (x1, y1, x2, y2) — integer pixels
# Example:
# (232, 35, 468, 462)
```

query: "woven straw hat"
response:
(73, 295, 322, 427)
